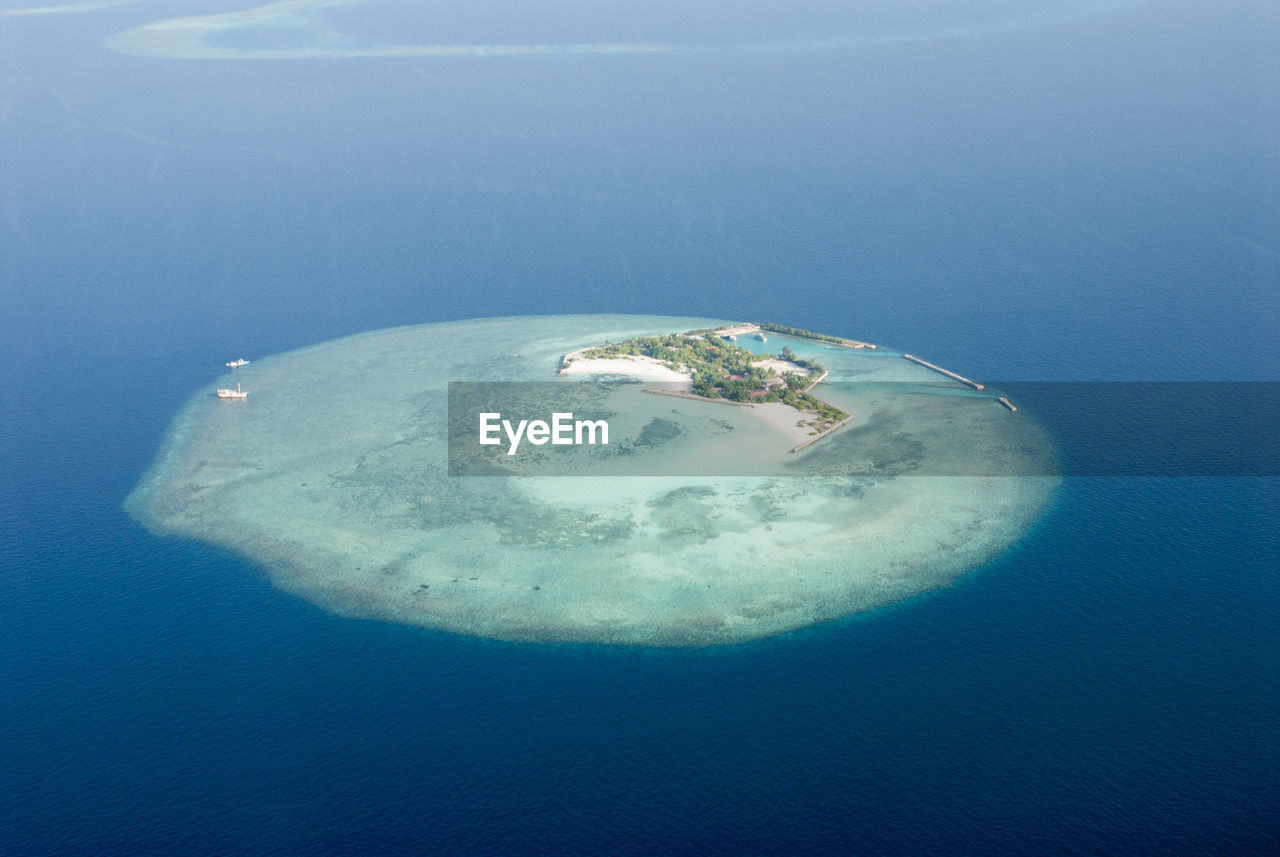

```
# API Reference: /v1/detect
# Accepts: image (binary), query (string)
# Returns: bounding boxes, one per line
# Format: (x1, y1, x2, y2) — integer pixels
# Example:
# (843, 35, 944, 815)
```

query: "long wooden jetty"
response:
(901, 354, 985, 390)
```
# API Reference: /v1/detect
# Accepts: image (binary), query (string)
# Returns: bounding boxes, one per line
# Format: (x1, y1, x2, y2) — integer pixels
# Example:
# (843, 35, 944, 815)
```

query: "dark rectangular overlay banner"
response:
(447, 381, 1279, 477)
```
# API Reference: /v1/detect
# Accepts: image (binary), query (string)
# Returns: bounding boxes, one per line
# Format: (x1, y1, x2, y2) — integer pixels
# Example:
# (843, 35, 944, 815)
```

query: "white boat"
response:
(755, 333, 767, 341)
(216, 382, 248, 399)
(724, 334, 737, 341)
(225, 358, 250, 368)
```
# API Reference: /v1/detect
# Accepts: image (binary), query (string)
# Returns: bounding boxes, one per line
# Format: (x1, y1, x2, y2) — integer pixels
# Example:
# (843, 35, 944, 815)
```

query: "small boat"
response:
(217, 382, 248, 399)
(225, 358, 250, 368)
(754, 332, 767, 341)
(724, 334, 737, 341)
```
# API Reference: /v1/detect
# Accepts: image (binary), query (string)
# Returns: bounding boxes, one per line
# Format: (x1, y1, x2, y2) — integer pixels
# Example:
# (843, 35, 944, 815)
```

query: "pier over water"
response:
(902, 354, 985, 390)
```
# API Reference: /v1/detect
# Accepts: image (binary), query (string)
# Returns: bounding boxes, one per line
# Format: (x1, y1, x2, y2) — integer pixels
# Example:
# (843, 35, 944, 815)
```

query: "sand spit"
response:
(748, 402, 818, 446)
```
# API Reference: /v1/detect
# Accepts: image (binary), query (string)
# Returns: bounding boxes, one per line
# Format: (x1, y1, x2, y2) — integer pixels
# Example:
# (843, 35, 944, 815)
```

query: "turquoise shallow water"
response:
(127, 315, 1057, 645)
(2, 1, 1278, 854)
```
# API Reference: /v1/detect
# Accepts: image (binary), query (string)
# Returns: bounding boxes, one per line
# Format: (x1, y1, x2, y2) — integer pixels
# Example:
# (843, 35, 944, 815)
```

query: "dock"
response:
(801, 370, 829, 394)
(998, 396, 1018, 412)
(902, 354, 985, 390)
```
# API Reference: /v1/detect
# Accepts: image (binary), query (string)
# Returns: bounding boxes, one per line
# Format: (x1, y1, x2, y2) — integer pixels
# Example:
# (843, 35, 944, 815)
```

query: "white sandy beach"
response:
(560, 353, 692, 386)
(712, 323, 761, 337)
(750, 357, 809, 376)
(748, 401, 827, 446)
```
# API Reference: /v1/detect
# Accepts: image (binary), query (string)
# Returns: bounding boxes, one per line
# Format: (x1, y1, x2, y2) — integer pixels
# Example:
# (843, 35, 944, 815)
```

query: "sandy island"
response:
(127, 314, 1059, 647)
(561, 348, 827, 448)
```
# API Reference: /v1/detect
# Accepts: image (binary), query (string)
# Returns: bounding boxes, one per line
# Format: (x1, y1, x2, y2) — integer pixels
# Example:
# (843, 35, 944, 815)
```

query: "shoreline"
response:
(643, 389, 853, 449)
(790, 415, 856, 453)
(711, 323, 762, 338)
(558, 352, 692, 386)
(559, 335, 852, 450)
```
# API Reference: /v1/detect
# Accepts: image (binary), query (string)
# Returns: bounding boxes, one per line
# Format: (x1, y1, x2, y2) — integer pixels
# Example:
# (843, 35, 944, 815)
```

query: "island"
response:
(126, 314, 1058, 647)
(559, 323, 853, 451)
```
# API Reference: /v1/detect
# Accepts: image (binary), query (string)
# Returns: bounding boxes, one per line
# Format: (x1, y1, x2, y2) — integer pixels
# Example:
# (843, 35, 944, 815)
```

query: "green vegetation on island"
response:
(580, 327, 849, 432)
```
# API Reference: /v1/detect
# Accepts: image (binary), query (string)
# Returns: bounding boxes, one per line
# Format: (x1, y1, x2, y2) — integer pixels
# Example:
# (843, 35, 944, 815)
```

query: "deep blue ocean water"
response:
(2, 2, 1278, 854)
